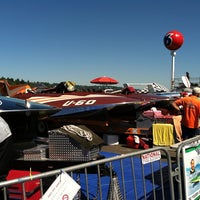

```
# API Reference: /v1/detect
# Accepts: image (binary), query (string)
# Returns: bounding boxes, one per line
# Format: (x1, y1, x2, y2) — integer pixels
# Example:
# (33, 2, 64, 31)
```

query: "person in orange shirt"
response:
(171, 87, 200, 140)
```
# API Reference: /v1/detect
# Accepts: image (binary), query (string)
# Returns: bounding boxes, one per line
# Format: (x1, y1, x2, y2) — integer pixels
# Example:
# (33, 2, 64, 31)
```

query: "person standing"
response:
(0, 116, 15, 199)
(171, 87, 200, 140)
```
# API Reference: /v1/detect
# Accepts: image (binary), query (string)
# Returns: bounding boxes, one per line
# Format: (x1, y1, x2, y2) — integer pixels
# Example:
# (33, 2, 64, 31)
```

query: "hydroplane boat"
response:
(0, 79, 33, 97)
(0, 96, 60, 141)
(1, 80, 173, 138)
(14, 91, 172, 139)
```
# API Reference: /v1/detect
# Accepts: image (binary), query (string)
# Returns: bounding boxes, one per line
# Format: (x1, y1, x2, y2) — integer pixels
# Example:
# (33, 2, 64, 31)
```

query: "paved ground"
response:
(101, 143, 137, 154)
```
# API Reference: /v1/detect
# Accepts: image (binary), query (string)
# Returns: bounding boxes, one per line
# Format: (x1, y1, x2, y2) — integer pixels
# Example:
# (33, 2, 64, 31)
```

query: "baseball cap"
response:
(193, 87, 200, 94)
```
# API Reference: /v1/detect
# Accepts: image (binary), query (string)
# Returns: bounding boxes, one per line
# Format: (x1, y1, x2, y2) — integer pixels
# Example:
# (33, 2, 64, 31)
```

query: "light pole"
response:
(170, 50, 176, 91)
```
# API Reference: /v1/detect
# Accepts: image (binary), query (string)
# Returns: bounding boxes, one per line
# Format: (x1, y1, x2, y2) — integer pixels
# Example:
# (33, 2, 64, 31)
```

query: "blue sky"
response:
(0, 0, 199, 89)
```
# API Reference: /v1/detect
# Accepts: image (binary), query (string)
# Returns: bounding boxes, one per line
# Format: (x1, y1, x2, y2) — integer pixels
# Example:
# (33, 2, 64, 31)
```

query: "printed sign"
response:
(40, 171, 81, 200)
(182, 143, 200, 200)
(141, 150, 161, 164)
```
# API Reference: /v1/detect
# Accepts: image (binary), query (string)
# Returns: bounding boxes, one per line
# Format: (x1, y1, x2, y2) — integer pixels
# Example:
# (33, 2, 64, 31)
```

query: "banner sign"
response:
(40, 171, 81, 200)
(182, 143, 200, 200)
(141, 150, 161, 164)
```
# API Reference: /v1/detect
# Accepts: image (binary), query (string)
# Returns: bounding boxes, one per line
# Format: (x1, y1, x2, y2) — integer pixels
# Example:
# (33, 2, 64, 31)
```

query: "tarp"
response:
(54, 125, 104, 149)
(76, 151, 169, 199)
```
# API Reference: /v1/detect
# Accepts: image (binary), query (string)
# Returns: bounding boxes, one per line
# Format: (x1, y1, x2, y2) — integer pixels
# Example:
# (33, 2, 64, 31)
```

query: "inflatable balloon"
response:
(163, 30, 184, 51)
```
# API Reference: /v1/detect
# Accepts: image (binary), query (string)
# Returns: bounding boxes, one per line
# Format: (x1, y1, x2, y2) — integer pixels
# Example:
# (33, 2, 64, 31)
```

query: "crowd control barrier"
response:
(173, 135, 200, 200)
(0, 146, 176, 200)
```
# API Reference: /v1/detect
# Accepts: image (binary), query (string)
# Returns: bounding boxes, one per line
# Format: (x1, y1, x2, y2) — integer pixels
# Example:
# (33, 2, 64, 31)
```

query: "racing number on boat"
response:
(62, 99, 96, 106)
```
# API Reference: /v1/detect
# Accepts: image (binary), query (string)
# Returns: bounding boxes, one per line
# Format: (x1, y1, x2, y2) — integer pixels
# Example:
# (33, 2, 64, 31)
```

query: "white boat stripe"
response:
(28, 94, 121, 104)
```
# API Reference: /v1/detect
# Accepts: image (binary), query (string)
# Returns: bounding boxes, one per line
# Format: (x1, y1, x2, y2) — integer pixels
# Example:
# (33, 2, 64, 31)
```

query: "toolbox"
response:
(48, 125, 104, 161)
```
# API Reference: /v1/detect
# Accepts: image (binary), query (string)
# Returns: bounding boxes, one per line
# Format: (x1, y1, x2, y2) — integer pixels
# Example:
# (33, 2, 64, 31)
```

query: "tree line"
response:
(0, 77, 121, 91)
(0, 76, 54, 87)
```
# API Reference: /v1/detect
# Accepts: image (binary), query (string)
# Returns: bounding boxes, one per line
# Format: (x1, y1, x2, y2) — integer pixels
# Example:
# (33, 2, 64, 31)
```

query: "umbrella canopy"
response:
(90, 76, 119, 84)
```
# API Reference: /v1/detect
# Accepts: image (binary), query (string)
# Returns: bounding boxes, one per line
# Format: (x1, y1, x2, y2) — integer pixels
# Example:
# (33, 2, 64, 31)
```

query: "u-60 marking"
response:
(62, 99, 96, 106)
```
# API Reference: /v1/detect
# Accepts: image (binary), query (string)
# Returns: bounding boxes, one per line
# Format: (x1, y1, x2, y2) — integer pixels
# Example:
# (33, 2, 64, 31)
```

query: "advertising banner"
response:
(182, 143, 200, 200)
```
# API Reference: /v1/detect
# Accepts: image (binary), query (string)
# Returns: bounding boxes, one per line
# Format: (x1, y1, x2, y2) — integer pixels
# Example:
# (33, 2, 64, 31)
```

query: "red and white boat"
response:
(1, 80, 172, 137)
(14, 91, 171, 137)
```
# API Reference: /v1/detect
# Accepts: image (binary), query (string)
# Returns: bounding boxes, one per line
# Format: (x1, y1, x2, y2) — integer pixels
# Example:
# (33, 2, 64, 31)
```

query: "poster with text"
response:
(183, 143, 200, 200)
(40, 171, 81, 200)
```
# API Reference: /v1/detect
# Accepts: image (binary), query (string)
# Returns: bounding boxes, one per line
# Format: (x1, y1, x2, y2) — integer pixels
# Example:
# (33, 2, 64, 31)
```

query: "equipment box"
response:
(6, 170, 41, 200)
(23, 144, 48, 160)
(48, 125, 104, 161)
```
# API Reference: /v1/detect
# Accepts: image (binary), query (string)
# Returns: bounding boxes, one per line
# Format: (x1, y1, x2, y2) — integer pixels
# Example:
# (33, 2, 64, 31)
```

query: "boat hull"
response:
(14, 92, 171, 138)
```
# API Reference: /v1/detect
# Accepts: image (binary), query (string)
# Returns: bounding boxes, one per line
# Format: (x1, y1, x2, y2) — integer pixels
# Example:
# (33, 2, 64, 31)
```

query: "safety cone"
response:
(107, 171, 123, 200)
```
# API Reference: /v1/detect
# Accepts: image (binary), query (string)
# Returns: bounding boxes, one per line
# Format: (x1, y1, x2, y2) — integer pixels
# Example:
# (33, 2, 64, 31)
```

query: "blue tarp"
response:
(75, 151, 170, 200)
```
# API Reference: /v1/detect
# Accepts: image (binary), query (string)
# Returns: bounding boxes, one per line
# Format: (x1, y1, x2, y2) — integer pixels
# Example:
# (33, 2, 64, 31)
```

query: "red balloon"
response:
(163, 30, 184, 50)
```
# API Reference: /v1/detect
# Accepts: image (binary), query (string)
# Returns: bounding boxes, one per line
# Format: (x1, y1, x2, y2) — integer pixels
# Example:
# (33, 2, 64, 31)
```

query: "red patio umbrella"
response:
(90, 76, 119, 84)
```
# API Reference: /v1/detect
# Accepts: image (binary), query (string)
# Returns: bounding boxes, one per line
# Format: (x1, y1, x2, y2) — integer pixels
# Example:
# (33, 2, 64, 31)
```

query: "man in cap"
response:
(171, 87, 200, 140)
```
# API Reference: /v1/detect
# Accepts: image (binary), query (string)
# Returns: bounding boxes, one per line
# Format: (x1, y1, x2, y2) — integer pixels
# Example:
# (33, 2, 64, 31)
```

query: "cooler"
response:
(6, 170, 41, 200)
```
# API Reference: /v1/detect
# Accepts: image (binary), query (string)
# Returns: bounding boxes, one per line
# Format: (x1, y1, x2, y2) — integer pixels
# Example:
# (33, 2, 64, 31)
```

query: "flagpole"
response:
(171, 51, 176, 91)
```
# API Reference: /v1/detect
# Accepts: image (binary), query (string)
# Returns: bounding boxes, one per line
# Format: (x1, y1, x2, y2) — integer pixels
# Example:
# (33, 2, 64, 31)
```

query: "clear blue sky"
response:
(0, 0, 199, 89)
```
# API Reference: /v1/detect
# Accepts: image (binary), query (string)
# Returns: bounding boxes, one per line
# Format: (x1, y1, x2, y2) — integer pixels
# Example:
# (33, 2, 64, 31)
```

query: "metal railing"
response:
(0, 147, 175, 200)
(174, 135, 200, 200)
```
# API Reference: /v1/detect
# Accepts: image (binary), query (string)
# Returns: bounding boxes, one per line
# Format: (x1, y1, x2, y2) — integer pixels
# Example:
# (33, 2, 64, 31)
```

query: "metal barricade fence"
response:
(0, 147, 175, 200)
(174, 135, 200, 200)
